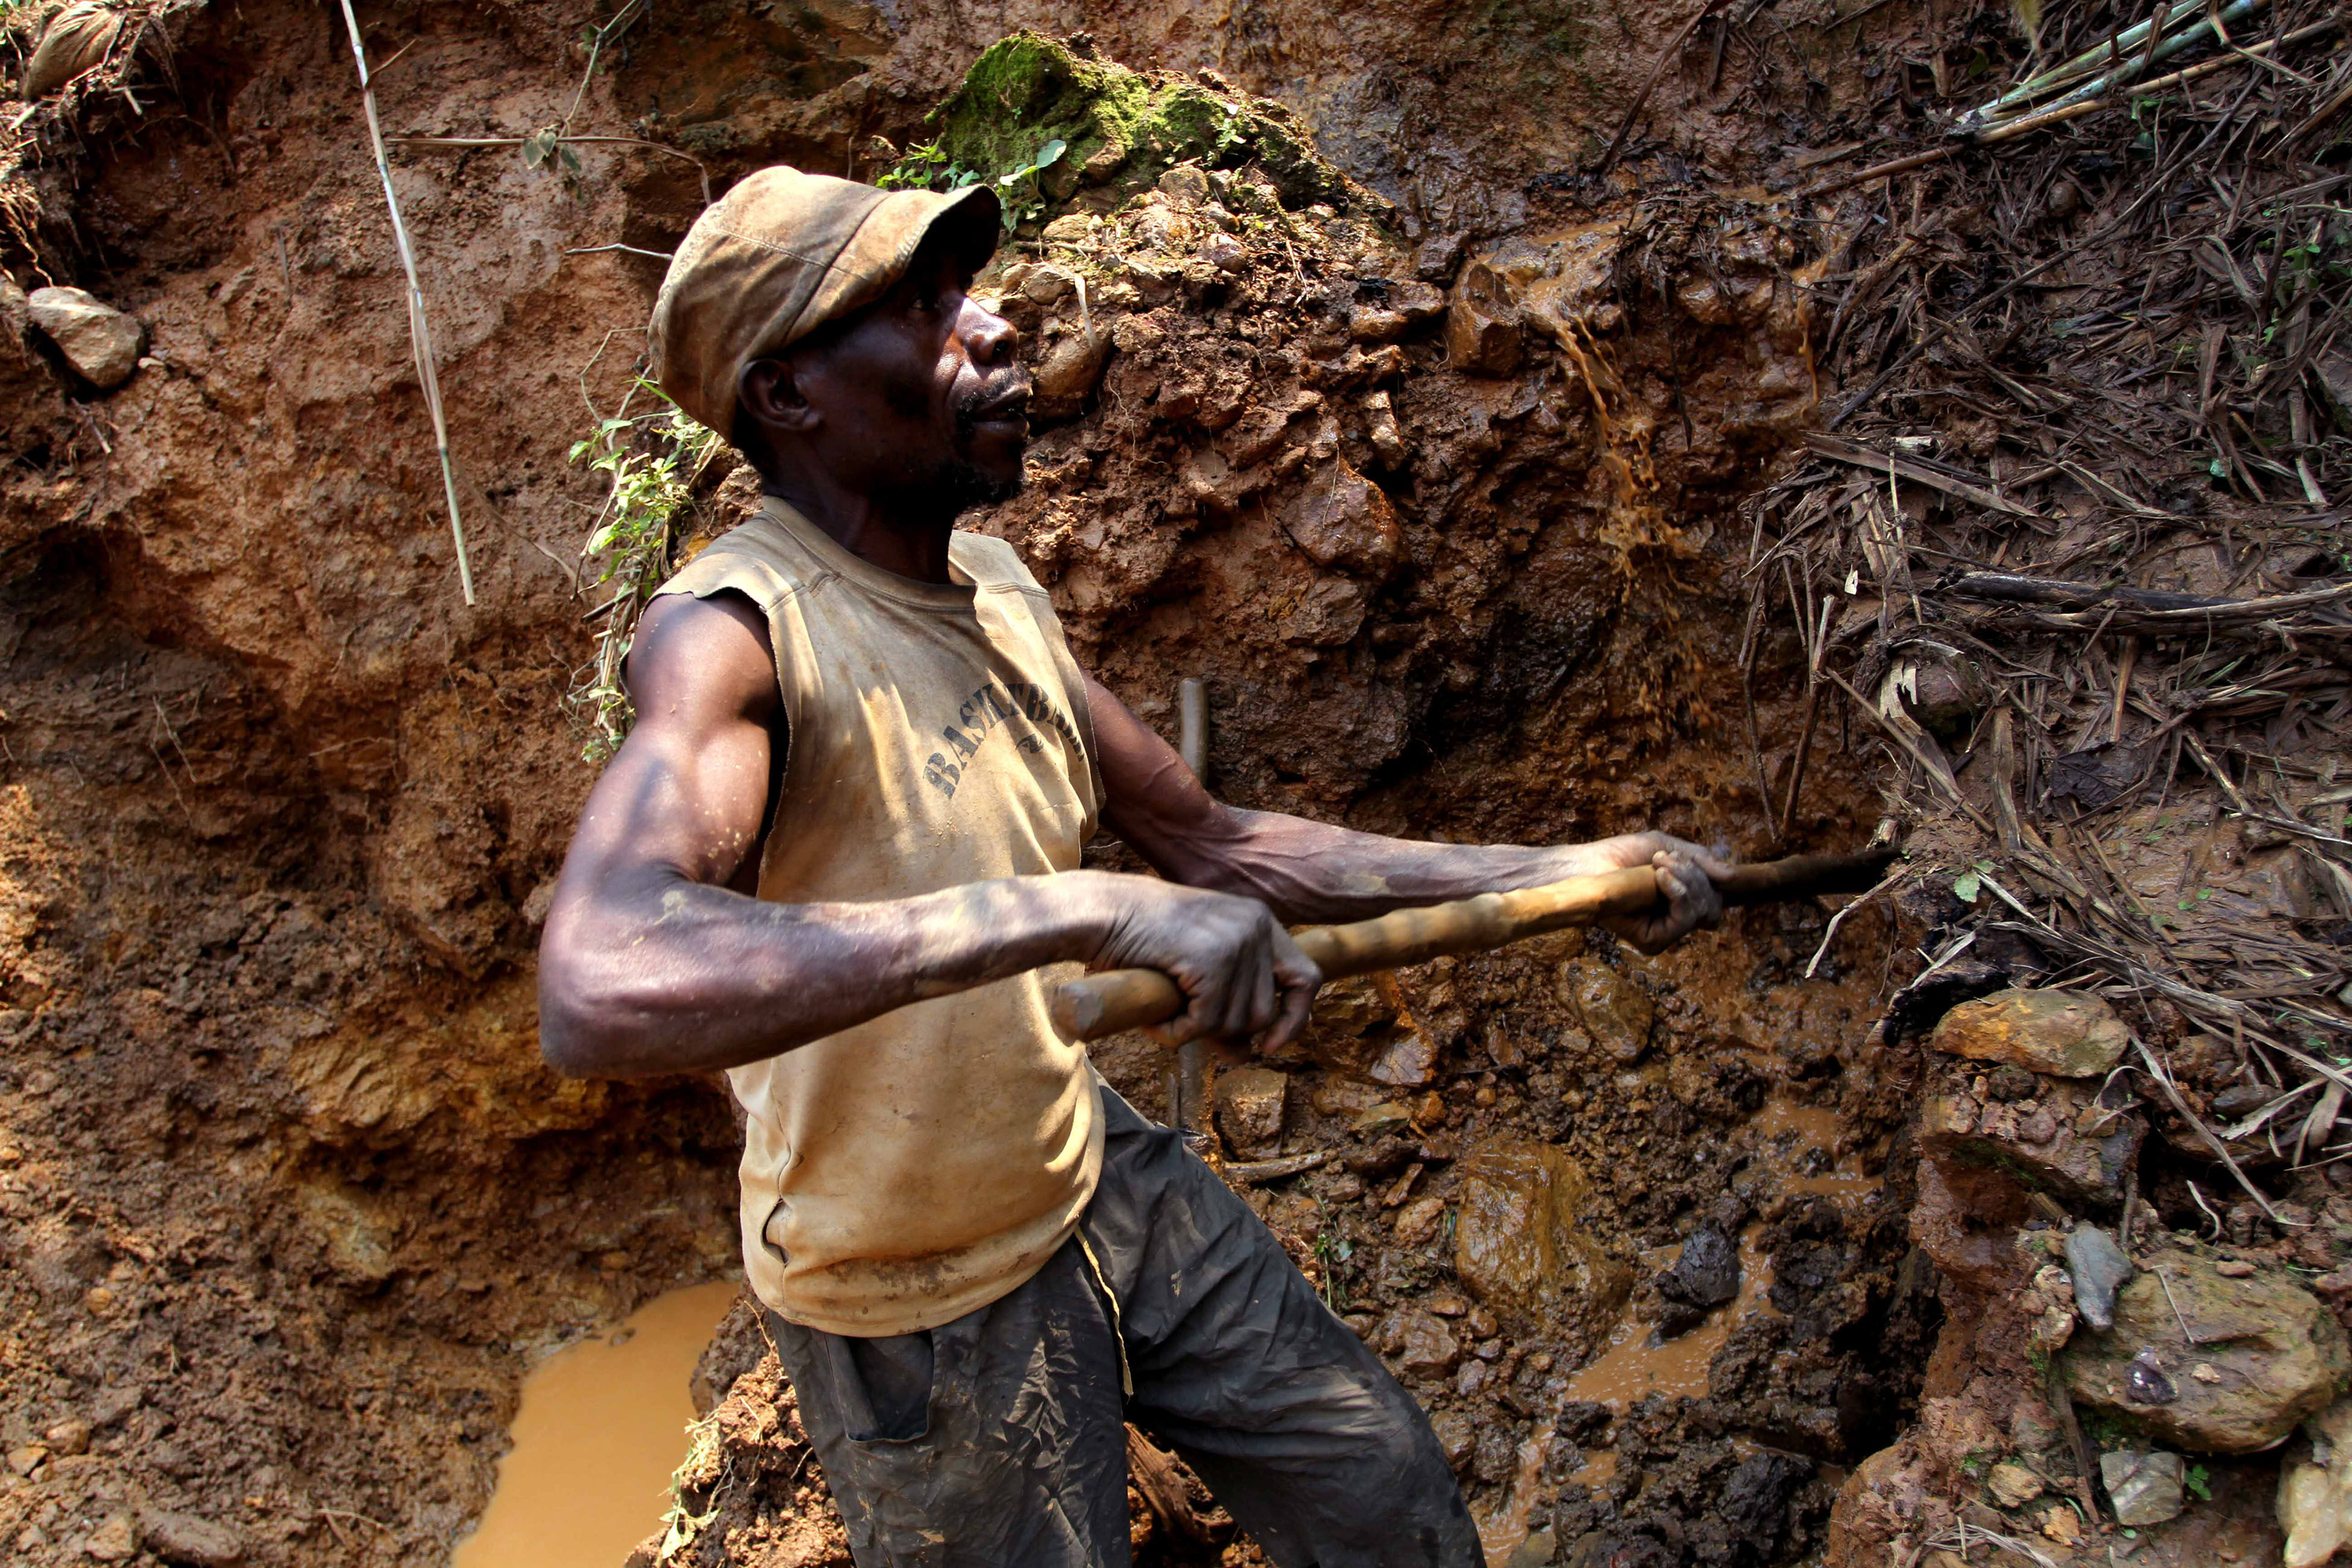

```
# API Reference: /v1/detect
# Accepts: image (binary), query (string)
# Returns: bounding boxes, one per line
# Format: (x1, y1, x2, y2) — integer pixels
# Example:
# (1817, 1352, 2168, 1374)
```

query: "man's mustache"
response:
(953, 375, 1032, 437)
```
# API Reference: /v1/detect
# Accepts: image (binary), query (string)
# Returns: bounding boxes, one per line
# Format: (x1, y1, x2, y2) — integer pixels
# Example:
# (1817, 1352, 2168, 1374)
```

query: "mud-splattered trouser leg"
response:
(761, 1084, 1480, 1568)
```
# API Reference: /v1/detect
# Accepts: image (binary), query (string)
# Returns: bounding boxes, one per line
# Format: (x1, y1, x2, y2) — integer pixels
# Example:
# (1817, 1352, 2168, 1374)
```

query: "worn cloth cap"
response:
(649, 166, 1001, 441)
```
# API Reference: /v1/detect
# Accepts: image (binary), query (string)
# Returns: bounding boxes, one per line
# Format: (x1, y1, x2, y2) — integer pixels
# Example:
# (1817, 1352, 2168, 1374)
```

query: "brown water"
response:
(455, 1280, 741, 1568)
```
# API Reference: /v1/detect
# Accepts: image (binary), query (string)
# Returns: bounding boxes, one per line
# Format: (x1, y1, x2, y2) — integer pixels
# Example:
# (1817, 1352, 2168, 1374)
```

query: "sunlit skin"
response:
(537, 227, 1729, 1080)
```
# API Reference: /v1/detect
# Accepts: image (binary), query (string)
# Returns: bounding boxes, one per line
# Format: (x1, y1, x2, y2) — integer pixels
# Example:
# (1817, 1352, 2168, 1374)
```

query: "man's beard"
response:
(871, 379, 1026, 519)
(873, 449, 1022, 522)
(931, 452, 1023, 511)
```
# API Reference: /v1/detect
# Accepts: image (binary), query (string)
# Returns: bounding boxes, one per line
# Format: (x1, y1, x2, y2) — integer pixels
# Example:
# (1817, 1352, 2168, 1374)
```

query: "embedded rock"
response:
(1279, 459, 1403, 577)
(1394, 1192, 1447, 1247)
(1453, 1140, 1632, 1325)
(2099, 1450, 2184, 1528)
(2063, 1249, 2350, 1453)
(1029, 326, 1110, 417)
(1986, 1461, 2043, 1510)
(1557, 959, 1654, 1064)
(2280, 1396, 2352, 1568)
(1445, 256, 1523, 376)
(2064, 1225, 2132, 1330)
(26, 285, 144, 388)
(1383, 1307, 1462, 1378)
(138, 1508, 246, 1567)
(83, 1513, 137, 1563)
(1215, 1066, 1288, 1159)
(1654, 1224, 1740, 1337)
(1930, 989, 2129, 1078)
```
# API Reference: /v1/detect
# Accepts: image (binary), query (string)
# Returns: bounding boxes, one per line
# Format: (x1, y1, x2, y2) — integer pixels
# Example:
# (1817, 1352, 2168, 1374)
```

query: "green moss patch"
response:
(878, 32, 1353, 220)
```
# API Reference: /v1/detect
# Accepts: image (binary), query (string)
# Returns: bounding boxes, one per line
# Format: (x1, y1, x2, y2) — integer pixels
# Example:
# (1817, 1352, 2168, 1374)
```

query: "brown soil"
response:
(3, 1, 2341, 1567)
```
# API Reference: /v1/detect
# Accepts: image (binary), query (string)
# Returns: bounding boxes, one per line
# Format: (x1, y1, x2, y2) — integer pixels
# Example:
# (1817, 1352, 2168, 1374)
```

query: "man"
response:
(538, 165, 1727, 1567)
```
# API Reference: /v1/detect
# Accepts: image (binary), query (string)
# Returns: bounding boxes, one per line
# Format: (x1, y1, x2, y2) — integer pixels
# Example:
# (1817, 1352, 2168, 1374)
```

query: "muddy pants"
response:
(760, 1086, 1479, 1568)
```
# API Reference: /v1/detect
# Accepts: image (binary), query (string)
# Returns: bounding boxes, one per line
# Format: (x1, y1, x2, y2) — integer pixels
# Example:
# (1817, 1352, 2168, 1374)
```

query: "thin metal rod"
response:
(1177, 678, 1208, 781)
(1175, 677, 1212, 1139)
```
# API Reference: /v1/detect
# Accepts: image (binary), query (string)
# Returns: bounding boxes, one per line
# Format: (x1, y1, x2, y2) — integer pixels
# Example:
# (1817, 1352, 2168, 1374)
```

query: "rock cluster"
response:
(2062, 1248, 2350, 1453)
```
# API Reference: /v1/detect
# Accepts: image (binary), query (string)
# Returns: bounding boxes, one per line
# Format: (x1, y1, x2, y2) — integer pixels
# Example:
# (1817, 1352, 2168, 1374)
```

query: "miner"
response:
(537, 165, 1726, 1568)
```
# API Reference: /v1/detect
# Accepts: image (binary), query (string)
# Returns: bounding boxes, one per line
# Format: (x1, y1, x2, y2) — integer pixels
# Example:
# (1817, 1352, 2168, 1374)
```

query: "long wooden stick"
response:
(1048, 847, 1897, 1043)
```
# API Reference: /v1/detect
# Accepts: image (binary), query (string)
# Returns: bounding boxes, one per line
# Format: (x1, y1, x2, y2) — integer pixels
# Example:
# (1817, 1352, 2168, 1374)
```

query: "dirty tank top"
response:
(651, 496, 1105, 1336)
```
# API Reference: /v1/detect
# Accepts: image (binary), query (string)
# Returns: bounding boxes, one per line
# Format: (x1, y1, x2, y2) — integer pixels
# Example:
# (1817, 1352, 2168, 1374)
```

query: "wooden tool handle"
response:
(1047, 846, 1895, 1043)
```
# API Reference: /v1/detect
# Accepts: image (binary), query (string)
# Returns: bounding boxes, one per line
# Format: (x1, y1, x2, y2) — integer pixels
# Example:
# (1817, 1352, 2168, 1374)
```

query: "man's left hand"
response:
(1537, 833, 1731, 954)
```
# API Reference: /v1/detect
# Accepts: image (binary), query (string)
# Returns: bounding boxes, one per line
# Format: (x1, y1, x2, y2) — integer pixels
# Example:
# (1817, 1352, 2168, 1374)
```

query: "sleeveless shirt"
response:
(651, 497, 1106, 1336)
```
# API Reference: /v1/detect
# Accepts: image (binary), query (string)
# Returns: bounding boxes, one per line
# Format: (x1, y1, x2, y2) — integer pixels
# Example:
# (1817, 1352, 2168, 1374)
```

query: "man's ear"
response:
(739, 356, 823, 435)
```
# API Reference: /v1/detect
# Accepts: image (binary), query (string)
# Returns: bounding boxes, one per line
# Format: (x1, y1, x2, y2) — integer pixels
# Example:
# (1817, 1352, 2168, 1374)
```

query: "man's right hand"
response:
(1071, 872, 1323, 1051)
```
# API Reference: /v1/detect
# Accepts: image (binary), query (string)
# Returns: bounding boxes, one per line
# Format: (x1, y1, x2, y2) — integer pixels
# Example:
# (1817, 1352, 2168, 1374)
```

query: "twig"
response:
(1592, 0, 1733, 181)
(2154, 1263, 2205, 1344)
(1803, 867, 1901, 978)
(565, 243, 677, 261)
(1824, 668, 1998, 831)
(2134, 1036, 2283, 1222)
(338, 1, 475, 606)
(388, 133, 712, 206)
(1798, 146, 1955, 200)
(1225, 1151, 1333, 1184)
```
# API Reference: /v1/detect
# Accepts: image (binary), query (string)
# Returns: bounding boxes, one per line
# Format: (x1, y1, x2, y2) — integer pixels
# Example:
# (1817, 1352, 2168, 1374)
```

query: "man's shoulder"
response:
(949, 529, 1048, 597)
(656, 515, 814, 614)
(624, 589, 780, 722)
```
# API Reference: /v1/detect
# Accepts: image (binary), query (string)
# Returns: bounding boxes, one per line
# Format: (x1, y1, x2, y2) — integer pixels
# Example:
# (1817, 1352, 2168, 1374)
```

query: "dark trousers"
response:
(761, 1086, 1479, 1568)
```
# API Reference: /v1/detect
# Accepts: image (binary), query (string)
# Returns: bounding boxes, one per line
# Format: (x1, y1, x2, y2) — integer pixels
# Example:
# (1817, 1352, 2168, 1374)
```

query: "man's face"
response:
(762, 234, 1031, 513)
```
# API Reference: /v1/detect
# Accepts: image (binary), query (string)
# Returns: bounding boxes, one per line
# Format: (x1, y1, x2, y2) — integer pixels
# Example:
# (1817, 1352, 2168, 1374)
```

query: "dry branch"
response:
(336, 0, 474, 605)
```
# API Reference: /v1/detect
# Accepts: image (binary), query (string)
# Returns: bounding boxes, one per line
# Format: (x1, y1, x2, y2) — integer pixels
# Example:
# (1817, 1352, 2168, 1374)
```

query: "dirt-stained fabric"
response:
(763, 1087, 1481, 1568)
(646, 164, 999, 440)
(655, 497, 1107, 1337)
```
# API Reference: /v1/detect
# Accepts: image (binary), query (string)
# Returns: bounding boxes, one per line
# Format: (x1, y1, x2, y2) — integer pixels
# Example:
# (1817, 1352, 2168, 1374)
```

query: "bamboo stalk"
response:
(1049, 848, 1898, 1043)
(1955, 0, 2249, 133)
(1801, 14, 2337, 201)
(337, 0, 475, 607)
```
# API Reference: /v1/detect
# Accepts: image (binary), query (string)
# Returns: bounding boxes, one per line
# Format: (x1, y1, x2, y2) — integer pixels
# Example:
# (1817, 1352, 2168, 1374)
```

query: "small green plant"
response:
(654, 1412, 725, 1563)
(2184, 1462, 2211, 1502)
(1314, 1229, 1355, 1311)
(877, 136, 1069, 233)
(569, 382, 724, 762)
(993, 138, 1069, 231)
(874, 138, 959, 191)
(1953, 860, 1995, 903)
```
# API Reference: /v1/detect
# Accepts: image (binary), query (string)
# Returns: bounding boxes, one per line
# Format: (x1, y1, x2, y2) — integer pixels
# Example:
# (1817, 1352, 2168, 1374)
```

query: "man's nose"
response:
(964, 301, 1019, 368)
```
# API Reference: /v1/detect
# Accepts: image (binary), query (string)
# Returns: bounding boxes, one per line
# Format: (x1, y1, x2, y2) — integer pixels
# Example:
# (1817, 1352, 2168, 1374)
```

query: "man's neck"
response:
(762, 475, 957, 585)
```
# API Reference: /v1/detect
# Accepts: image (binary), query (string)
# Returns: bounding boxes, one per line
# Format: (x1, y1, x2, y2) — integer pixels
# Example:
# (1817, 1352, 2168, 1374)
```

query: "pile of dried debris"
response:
(1740, 0, 2352, 1557)
(1752, 0, 2351, 1208)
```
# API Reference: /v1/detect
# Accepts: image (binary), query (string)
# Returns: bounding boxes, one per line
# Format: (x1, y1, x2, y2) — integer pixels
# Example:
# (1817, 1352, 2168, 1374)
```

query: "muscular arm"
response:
(537, 594, 1319, 1078)
(1090, 672, 1727, 947)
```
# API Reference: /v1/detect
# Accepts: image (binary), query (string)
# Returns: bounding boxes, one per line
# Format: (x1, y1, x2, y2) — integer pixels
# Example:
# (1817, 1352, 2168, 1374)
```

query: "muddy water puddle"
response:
(1555, 1096, 1877, 1428)
(456, 1280, 739, 1568)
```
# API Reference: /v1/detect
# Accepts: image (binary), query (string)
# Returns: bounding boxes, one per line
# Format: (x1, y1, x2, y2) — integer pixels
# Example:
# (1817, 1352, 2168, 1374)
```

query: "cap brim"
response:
(926, 182, 1004, 273)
